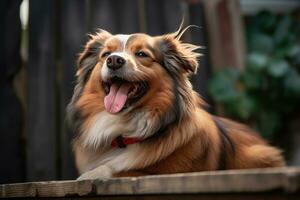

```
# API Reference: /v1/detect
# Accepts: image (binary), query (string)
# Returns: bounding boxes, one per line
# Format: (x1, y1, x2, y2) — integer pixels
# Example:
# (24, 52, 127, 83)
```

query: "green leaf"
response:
(284, 69, 300, 96)
(247, 32, 274, 54)
(267, 60, 289, 77)
(288, 44, 300, 58)
(257, 111, 281, 139)
(235, 95, 255, 120)
(292, 56, 300, 68)
(247, 53, 268, 71)
(274, 43, 294, 59)
(222, 93, 255, 120)
(287, 44, 300, 67)
(208, 69, 241, 103)
(292, 20, 300, 36)
(256, 11, 277, 33)
(274, 14, 292, 45)
(242, 69, 261, 90)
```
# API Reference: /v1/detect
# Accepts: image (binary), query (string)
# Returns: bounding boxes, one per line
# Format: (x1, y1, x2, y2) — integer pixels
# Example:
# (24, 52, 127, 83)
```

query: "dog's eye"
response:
(135, 51, 148, 58)
(102, 51, 111, 58)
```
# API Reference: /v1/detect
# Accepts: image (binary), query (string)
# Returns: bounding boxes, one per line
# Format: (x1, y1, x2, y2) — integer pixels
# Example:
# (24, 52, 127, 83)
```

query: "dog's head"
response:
(68, 28, 201, 146)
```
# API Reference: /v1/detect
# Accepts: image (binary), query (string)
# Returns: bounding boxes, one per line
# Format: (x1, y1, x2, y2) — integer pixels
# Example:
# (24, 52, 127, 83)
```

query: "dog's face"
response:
(100, 33, 167, 114)
(68, 28, 200, 145)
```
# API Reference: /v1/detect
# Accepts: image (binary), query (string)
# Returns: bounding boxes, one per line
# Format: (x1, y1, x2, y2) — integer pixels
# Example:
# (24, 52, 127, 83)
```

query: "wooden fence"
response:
(0, 0, 213, 184)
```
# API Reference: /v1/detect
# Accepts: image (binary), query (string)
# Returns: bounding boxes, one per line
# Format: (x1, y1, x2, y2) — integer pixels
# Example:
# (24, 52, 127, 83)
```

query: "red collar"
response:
(111, 135, 142, 148)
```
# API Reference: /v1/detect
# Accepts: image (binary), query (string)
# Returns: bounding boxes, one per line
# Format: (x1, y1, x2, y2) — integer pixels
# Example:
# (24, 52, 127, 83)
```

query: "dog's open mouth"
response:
(102, 77, 148, 114)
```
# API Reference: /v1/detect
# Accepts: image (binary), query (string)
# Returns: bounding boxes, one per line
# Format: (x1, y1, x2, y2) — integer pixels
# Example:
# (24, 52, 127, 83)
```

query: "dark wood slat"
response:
(161, 0, 183, 33)
(145, 0, 166, 35)
(89, 0, 140, 34)
(89, 0, 118, 33)
(59, 0, 88, 180)
(0, 0, 24, 184)
(145, 0, 183, 35)
(114, 0, 140, 33)
(27, 0, 57, 181)
(187, 1, 212, 104)
(203, 0, 246, 70)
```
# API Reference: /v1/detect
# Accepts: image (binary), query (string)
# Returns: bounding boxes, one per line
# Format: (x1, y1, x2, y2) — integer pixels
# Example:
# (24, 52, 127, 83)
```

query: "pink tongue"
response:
(104, 83, 131, 114)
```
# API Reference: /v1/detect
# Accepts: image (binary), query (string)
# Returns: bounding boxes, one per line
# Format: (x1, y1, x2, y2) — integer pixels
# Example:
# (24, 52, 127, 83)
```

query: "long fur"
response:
(67, 28, 285, 180)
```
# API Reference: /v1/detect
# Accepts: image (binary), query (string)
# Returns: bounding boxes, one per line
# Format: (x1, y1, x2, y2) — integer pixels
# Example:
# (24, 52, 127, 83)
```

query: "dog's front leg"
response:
(77, 165, 114, 180)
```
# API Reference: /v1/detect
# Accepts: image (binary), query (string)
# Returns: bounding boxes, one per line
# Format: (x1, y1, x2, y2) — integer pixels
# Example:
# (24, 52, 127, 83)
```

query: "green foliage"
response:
(209, 11, 300, 139)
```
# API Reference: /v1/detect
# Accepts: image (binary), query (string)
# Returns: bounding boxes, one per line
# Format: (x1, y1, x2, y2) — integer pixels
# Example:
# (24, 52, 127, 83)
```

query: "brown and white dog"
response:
(67, 28, 285, 180)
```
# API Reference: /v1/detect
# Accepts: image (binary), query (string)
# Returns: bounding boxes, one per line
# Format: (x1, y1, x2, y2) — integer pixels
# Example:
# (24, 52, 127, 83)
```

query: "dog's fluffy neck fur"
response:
(79, 76, 199, 150)
(74, 77, 216, 174)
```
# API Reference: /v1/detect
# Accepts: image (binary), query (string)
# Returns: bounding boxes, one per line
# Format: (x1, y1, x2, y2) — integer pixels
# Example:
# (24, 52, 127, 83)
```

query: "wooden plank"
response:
(161, 0, 183, 33)
(186, 0, 212, 104)
(145, 0, 183, 35)
(88, 0, 118, 33)
(113, 0, 140, 33)
(144, 0, 165, 35)
(203, 0, 224, 71)
(46, 194, 300, 200)
(59, 0, 88, 180)
(89, 0, 140, 34)
(0, 0, 24, 184)
(1, 167, 300, 198)
(35, 194, 300, 200)
(203, 0, 246, 71)
(1, 194, 296, 200)
(217, 0, 245, 69)
(27, 0, 57, 181)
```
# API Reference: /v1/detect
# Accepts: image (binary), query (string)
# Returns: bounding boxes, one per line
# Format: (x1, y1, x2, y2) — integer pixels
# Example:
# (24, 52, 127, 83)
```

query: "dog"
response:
(67, 27, 285, 180)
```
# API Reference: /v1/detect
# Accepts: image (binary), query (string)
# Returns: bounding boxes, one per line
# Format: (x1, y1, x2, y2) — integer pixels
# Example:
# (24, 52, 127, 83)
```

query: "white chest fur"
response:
(83, 110, 158, 149)
(81, 110, 158, 174)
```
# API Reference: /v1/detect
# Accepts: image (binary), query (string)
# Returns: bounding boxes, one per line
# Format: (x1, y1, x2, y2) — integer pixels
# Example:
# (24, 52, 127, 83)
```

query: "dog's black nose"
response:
(106, 55, 126, 70)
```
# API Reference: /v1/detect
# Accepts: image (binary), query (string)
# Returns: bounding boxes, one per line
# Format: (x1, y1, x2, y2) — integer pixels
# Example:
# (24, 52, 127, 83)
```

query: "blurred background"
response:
(0, 0, 299, 184)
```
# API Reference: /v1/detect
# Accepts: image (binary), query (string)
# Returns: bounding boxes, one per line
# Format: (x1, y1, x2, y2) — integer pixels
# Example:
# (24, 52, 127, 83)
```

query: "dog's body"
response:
(67, 29, 285, 180)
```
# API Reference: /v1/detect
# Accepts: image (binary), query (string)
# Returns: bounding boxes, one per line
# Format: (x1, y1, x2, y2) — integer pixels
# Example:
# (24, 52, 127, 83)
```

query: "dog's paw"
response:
(77, 165, 113, 180)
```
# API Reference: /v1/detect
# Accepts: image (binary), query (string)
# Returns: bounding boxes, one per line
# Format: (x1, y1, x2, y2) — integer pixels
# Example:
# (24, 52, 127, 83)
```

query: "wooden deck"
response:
(0, 167, 299, 199)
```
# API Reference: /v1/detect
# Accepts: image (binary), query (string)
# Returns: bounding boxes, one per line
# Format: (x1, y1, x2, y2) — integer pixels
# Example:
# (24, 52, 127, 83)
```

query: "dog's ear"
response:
(76, 29, 112, 76)
(155, 27, 201, 75)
